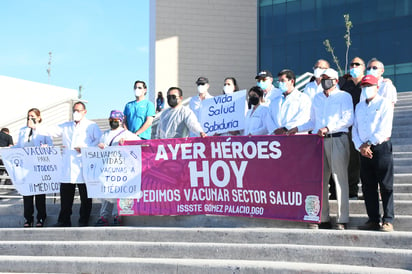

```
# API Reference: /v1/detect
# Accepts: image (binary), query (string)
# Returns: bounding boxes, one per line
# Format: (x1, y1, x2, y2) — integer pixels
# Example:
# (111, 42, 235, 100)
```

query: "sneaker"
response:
(112, 216, 122, 226)
(335, 223, 346, 230)
(380, 222, 394, 232)
(359, 221, 380, 231)
(94, 217, 109, 226)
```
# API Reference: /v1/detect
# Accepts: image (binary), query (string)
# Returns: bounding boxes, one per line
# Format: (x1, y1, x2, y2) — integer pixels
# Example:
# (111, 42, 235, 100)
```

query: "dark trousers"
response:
(23, 194, 46, 222)
(360, 141, 394, 224)
(57, 183, 92, 225)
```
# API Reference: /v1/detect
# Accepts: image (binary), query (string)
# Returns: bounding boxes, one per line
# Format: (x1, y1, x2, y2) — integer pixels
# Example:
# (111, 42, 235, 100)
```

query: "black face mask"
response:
(167, 94, 179, 108)
(109, 120, 120, 130)
(248, 96, 260, 106)
(321, 79, 335, 90)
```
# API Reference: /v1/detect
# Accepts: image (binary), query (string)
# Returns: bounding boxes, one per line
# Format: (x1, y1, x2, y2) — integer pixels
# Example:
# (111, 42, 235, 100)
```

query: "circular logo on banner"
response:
(305, 195, 320, 216)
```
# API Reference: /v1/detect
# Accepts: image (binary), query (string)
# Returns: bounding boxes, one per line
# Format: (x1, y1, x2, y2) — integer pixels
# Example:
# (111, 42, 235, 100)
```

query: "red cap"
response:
(361, 75, 378, 86)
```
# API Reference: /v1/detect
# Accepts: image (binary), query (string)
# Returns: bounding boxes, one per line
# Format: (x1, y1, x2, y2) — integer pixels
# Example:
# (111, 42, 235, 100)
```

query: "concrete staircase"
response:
(0, 92, 411, 273)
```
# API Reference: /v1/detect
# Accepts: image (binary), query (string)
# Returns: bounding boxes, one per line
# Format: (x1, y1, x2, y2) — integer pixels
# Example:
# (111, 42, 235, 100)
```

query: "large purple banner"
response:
(121, 135, 323, 223)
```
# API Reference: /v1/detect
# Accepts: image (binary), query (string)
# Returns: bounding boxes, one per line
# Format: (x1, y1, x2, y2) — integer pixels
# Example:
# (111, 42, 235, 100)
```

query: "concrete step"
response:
(0, 241, 411, 269)
(0, 228, 411, 272)
(394, 152, 412, 159)
(395, 166, 412, 174)
(392, 138, 412, 146)
(395, 173, 412, 184)
(0, 256, 409, 274)
(393, 144, 412, 152)
(1, 227, 411, 248)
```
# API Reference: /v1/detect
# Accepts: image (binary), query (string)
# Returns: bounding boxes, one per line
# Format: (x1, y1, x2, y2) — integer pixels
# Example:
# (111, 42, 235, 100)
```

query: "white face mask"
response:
(134, 88, 143, 97)
(197, 85, 208, 94)
(313, 68, 324, 78)
(361, 86, 377, 100)
(73, 111, 83, 122)
(223, 85, 234, 94)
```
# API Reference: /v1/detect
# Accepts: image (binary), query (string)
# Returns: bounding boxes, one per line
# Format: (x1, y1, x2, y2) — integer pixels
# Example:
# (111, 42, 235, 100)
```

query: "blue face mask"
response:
(278, 81, 288, 92)
(361, 86, 376, 100)
(367, 68, 379, 78)
(257, 80, 269, 90)
(350, 67, 362, 78)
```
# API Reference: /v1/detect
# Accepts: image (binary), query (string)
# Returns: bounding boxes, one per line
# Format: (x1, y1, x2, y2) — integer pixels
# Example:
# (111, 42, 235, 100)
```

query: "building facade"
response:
(259, 0, 412, 92)
(155, 0, 258, 100)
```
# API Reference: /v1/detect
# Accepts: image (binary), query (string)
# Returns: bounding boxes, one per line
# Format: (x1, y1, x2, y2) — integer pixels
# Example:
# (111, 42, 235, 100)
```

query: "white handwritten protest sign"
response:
(0, 147, 62, 195)
(199, 89, 246, 135)
(82, 145, 142, 198)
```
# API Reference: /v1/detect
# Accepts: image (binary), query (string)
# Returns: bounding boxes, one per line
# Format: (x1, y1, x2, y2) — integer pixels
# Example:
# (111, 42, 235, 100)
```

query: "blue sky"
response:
(0, 0, 150, 119)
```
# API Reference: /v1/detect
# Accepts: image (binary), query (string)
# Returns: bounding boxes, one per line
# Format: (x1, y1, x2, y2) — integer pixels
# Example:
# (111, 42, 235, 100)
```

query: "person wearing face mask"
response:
(361, 58, 397, 106)
(124, 80, 156, 140)
(94, 110, 139, 226)
(266, 69, 311, 135)
(33, 101, 102, 227)
(15, 108, 53, 227)
(189, 77, 213, 137)
(157, 87, 206, 139)
(288, 68, 354, 230)
(352, 75, 395, 232)
(335, 57, 367, 200)
(255, 70, 281, 106)
(222, 77, 239, 95)
(303, 59, 330, 101)
(243, 86, 269, 136)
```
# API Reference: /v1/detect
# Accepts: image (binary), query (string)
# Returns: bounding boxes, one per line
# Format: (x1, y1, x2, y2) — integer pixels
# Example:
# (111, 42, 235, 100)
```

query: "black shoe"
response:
(36, 218, 46, 227)
(24, 221, 33, 228)
(359, 221, 380, 231)
(318, 222, 332, 229)
(78, 221, 89, 227)
(53, 222, 71, 227)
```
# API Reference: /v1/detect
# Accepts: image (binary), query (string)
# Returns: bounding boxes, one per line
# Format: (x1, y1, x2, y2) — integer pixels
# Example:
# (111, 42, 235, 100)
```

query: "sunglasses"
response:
(367, 66, 380, 70)
(350, 62, 363, 67)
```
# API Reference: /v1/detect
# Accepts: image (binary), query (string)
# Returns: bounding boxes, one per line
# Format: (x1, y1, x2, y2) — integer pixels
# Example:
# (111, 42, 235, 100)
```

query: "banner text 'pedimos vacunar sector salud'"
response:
(121, 135, 323, 223)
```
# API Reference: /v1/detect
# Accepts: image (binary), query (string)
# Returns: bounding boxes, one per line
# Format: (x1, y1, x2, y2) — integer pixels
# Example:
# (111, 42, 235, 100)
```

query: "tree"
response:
(323, 14, 353, 76)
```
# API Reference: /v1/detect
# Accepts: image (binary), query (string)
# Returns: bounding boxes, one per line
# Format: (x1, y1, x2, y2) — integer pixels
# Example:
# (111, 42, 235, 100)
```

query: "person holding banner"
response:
(244, 86, 269, 136)
(15, 108, 53, 227)
(34, 101, 102, 227)
(95, 110, 140, 226)
(189, 77, 213, 137)
(222, 77, 239, 95)
(288, 68, 353, 230)
(266, 69, 311, 135)
(157, 87, 206, 139)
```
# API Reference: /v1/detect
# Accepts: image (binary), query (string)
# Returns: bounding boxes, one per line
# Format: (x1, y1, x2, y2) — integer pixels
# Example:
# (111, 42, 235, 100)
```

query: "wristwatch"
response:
(367, 141, 372, 146)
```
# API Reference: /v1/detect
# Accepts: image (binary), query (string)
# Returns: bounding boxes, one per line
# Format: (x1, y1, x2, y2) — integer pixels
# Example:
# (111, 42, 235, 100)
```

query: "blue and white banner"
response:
(0, 147, 62, 195)
(82, 145, 143, 198)
(199, 89, 246, 135)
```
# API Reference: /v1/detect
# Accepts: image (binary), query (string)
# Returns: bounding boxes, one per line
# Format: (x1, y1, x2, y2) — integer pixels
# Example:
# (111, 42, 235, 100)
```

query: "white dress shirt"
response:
(261, 85, 282, 106)
(303, 80, 323, 101)
(266, 89, 311, 133)
(352, 94, 393, 150)
(298, 87, 354, 134)
(243, 104, 269, 135)
(37, 118, 102, 183)
(189, 92, 213, 136)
